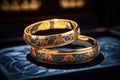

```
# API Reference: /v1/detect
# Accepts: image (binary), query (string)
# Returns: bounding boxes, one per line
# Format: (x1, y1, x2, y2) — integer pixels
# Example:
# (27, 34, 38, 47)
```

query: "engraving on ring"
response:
(24, 19, 80, 48)
(62, 34, 74, 42)
(36, 53, 54, 62)
(45, 36, 56, 45)
(82, 52, 94, 62)
(62, 55, 75, 62)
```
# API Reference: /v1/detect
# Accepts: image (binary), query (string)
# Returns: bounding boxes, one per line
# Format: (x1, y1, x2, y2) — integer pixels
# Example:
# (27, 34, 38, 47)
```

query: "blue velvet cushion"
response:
(0, 36, 120, 80)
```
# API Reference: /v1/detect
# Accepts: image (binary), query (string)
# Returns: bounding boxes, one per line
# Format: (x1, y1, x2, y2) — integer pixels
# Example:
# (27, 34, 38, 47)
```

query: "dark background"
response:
(0, 0, 120, 48)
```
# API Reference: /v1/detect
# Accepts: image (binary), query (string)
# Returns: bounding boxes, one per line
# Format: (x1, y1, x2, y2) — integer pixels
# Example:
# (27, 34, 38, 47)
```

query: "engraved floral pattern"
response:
(62, 55, 75, 62)
(82, 52, 94, 62)
(54, 35, 64, 45)
(41, 54, 54, 62)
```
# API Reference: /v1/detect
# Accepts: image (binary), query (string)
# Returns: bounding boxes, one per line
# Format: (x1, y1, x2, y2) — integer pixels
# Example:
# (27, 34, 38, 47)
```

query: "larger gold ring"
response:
(30, 35, 100, 65)
(23, 19, 80, 48)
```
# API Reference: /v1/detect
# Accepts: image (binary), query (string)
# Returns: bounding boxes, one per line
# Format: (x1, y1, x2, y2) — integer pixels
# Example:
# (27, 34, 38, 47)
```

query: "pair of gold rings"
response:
(23, 19, 100, 65)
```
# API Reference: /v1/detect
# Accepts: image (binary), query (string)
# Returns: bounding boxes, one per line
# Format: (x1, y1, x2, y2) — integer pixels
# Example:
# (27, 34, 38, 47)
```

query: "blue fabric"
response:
(0, 37, 120, 80)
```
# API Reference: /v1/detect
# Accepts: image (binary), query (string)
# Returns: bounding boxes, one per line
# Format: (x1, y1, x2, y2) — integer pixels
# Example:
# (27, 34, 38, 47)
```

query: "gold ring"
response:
(23, 19, 80, 48)
(30, 35, 100, 65)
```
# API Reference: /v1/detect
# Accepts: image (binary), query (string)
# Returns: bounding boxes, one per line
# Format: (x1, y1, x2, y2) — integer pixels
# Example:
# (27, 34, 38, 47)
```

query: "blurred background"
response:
(0, 0, 120, 48)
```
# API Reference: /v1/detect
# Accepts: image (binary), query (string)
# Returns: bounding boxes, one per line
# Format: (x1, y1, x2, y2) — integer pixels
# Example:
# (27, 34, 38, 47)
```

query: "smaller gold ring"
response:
(30, 35, 100, 65)
(23, 19, 80, 48)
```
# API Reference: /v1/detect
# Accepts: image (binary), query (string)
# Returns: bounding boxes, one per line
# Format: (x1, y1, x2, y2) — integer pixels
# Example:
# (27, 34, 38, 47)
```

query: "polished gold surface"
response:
(30, 35, 100, 64)
(23, 19, 80, 48)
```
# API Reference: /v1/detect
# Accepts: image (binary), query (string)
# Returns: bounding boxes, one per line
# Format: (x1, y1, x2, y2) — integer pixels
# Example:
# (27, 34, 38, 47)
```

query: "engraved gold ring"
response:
(30, 35, 100, 65)
(23, 19, 80, 48)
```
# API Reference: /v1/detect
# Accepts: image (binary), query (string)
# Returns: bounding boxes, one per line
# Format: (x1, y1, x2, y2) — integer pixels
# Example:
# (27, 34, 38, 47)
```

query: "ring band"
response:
(30, 35, 100, 65)
(23, 19, 80, 48)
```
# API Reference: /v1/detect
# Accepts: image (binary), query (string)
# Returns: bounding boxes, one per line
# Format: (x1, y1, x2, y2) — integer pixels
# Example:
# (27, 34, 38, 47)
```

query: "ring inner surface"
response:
(51, 40, 92, 50)
(30, 20, 74, 35)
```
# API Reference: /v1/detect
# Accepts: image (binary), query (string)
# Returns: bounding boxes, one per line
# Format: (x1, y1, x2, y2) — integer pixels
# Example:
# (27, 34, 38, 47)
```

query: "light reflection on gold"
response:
(78, 35, 89, 41)
(37, 21, 50, 31)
